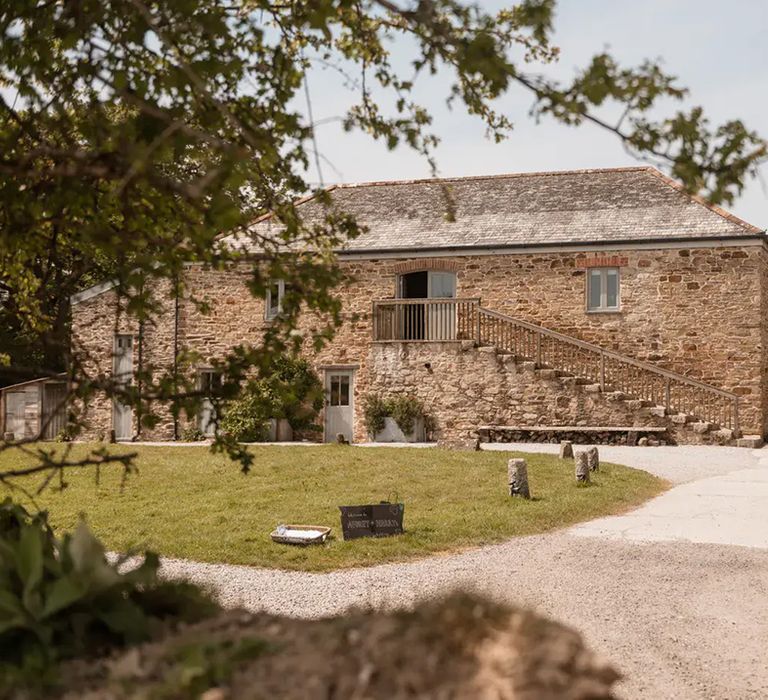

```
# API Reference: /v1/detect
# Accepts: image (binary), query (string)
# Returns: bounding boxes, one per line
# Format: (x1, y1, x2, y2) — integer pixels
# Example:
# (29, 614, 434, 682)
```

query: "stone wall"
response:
(70, 243, 768, 442)
(71, 278, 177, 440)
(759, 248, 768, 438)
(362, 342, 668, 444)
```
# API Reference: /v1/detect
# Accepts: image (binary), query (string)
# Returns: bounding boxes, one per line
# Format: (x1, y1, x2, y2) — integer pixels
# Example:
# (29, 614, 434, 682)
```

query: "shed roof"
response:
(233, 166, 762, 254)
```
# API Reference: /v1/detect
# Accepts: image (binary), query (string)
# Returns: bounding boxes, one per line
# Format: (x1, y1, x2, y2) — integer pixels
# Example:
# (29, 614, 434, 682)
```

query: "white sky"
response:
(303, 0, 768, 228)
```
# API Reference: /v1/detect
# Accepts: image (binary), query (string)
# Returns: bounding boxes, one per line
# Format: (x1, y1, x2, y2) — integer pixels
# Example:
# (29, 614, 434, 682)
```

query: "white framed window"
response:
(265, 280, 285, 320)
(586, 268, 620, 312)
(328, 373, 351, 407)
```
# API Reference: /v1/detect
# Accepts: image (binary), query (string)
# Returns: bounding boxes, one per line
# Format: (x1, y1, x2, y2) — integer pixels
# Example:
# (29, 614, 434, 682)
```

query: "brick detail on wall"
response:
(575, 255, 629, 268)
(391, 259, 461, 274)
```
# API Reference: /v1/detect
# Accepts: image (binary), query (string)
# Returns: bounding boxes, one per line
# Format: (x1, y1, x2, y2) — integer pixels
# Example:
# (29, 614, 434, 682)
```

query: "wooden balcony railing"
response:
(371, 298, 741, 433)
(372, 298, 480, 342)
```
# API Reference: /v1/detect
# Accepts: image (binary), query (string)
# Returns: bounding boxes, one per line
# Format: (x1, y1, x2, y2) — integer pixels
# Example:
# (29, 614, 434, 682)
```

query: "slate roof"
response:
(235, 167, 763, 254)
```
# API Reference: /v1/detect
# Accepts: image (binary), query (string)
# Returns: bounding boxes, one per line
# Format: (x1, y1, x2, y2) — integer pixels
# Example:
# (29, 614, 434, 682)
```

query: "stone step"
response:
(536, 368, 559, 380)
(625, 399, 652, 410)
(712, 427, 733, 442)
(473, 342, 741, 447)
(671, 413, 692, 425)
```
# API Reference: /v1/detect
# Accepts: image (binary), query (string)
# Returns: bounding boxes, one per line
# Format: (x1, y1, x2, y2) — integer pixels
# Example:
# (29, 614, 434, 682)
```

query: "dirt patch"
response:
(54, 594, 619, 699)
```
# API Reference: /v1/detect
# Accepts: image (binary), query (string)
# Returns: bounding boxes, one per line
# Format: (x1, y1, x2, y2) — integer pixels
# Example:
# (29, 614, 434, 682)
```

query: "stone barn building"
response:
(71, 167, 768, 446)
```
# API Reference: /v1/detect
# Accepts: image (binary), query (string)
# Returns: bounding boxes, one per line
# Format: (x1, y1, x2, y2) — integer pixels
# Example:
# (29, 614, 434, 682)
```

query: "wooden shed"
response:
(1, 376, 68, 441)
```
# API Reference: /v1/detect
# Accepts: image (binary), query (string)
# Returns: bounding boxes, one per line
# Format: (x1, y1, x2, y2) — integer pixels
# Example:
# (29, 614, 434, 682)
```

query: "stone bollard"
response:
(587, 446, 599, 472)
(559, 440, 574, 459)
(507, 458, 531, 499)
(575, 451, 590, 483)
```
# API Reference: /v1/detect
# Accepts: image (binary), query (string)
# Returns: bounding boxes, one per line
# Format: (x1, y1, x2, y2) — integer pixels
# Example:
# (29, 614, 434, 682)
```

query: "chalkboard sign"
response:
(339, 502, 405, 540)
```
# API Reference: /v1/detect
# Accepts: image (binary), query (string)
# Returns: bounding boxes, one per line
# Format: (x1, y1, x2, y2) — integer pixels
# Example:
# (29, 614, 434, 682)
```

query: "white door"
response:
(427, 271, 457, 340)
(199, 370, 222, 437)
(325, 371, 354, 442)
(112, 335, 133, 440)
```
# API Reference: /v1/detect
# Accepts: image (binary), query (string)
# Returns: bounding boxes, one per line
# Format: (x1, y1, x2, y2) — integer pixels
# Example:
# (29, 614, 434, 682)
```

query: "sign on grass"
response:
(339, 503, 405, 540)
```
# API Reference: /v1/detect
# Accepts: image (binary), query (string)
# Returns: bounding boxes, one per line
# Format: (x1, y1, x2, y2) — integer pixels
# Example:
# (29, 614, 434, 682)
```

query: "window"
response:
(113, 335, 133, 382)
(328, 374, 350, 407)
(587, 268, 620, 312)
(265, 280, 285, 320)
(199, 369, 223, 395)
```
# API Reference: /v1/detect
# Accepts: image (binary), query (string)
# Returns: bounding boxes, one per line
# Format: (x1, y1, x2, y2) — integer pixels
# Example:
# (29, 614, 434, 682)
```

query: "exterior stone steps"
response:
(476, 341, 739, 446)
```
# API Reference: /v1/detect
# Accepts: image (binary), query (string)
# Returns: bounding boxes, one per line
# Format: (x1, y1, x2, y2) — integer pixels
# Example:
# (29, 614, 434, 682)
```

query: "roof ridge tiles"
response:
(333, 166, 654, 190)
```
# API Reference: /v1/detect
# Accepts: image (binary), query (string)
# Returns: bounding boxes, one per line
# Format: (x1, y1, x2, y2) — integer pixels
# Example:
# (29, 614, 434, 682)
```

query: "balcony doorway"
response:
(397, 270, 456, 340)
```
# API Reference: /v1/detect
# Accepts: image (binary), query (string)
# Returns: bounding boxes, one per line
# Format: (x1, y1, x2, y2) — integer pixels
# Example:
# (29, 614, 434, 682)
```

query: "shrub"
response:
(219, 382, 273, 442)
(0, 499, 218, 692)
(268, 356, 324, 433)
(219, 356, 324, 441)
(363, 395, 388, 437)
(362, 394, 430, 438)
(54, 424, 78, 442)
(180, 425, 207, 442)
(388, 395, 424, 435)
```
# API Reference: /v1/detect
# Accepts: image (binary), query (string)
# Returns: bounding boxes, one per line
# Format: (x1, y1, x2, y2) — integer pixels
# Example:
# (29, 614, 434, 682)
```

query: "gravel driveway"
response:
(158, 445, 768, 700)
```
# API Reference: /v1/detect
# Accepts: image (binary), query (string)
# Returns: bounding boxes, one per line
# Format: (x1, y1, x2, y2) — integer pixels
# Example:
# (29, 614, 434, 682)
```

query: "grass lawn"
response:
(1, 444, 666, 572)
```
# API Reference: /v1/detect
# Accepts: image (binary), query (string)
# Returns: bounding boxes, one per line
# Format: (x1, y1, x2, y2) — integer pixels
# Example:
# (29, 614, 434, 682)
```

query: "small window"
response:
(329, 374, 350, 407)
(113, 334, 133, 381)
(265, 280, 285, 320)
(587, 268, 620, 312)
(199, 369, 223, 394)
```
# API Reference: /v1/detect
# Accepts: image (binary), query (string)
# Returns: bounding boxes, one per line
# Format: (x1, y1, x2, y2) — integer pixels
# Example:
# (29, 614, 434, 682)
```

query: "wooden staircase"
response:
(373, 298, 742, 439)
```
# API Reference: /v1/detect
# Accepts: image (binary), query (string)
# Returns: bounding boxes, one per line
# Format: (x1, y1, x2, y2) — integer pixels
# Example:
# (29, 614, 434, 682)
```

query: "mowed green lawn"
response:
(1, 444, 666, 572)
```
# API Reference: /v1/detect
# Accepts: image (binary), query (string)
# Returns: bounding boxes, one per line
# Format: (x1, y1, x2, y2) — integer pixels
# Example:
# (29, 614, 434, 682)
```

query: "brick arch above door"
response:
(391, 259, 461, 275)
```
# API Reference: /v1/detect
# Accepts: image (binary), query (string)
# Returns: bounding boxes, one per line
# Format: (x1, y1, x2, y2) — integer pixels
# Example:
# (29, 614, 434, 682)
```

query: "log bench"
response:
(477, 425, 670, 446)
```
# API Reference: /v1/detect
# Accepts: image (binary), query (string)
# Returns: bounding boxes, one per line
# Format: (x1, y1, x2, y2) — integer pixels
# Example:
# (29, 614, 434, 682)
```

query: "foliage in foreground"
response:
(0, 498, 218, 694)
(53, 594, 619, 699)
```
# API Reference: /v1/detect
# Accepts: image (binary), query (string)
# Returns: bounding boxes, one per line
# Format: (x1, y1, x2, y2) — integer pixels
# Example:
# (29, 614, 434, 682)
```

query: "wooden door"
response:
(42, 382, 67, 440)
(5, 387, 38, 440)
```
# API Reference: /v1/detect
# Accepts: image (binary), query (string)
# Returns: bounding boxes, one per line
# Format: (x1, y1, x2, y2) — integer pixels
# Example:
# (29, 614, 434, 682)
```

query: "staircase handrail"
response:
(478, 306, 739, 400)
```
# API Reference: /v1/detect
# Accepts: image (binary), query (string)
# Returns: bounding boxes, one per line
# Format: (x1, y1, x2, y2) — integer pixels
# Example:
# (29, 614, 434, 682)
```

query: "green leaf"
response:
(0, 589, 24, 619)
(17, 525, 44, 600)
(66, 521, 119, 590)
(41, 577, 86, 618)
(97, 597, 150, 644)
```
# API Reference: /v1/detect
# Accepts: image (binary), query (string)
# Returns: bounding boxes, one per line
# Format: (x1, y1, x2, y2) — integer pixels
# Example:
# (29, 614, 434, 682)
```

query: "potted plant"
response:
(363, 394, 430, 442)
